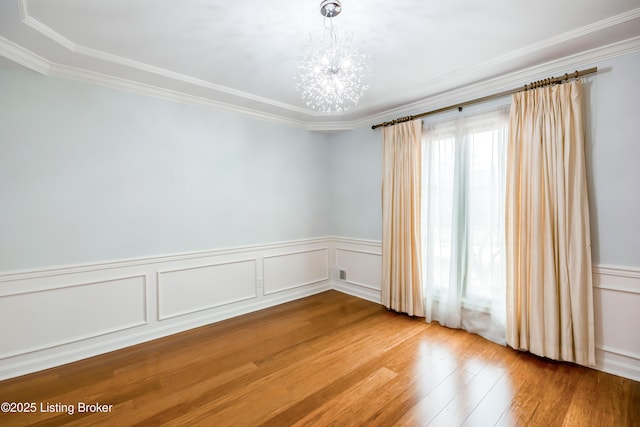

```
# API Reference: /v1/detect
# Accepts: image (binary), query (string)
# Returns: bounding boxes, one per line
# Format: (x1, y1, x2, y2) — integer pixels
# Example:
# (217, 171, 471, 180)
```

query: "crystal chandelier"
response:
(295, 0, 369, 113)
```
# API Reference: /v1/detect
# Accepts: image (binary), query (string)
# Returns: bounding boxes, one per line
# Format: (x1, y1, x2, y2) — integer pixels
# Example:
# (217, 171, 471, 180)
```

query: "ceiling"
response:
(1, 0, 640, 130)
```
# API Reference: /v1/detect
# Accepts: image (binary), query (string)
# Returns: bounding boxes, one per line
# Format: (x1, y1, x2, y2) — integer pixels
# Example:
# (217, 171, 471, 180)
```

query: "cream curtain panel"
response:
(505, 80, 595, 366)
(381, 120, 424, 317)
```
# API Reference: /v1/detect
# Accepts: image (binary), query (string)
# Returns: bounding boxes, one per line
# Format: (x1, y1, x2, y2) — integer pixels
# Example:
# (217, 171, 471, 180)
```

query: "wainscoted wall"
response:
(330, 239, 640, 382)
(263, 248, 329, 295)
(593, 266, 640, 381)
(0, 274, 147, 360)
(0, 238, 332, 380)
(331, 237, 382, 303)
(1, 237, 637, 381)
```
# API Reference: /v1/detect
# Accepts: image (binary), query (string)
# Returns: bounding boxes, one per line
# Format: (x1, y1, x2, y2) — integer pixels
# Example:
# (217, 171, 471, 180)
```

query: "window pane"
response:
(465, 128, 506, 301)
(422, 108, 508, 335)
(423, 137, 455, 294)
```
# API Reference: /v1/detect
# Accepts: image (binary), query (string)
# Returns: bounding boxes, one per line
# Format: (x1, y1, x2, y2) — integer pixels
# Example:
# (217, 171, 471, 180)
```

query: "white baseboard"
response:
(595, 346, 640, 382)
(592, 264, 640, 381)
(331, 281, 381, 304)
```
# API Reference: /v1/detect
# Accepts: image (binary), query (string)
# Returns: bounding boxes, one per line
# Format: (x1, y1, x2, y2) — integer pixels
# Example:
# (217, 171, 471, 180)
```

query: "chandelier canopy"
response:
(295, 0, 370, 113)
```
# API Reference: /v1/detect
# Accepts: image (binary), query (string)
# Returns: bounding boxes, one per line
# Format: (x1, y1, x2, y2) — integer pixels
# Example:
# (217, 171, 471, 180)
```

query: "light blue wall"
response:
(0, 63, 331, 271)
(583, 51, 640, 267)
(328, 51, 640, 269)
(328, 126, 382, 240)
(1, 50, 639, 272)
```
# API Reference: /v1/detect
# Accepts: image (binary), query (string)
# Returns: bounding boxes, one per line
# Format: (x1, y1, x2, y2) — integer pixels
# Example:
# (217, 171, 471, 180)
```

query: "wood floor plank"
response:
(629, 380, 640, 426)
(256, 331, 438, 426)
(462, 372, 518, 427)
(428, 364, 505, 427)
(289, 367, 398, 426)
(0, 290, 637, 427)
(364, 344, 480, 424)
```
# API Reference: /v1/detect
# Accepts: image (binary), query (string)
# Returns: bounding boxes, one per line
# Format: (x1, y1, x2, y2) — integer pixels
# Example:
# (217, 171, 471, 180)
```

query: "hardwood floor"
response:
(0, 290, 638, 426)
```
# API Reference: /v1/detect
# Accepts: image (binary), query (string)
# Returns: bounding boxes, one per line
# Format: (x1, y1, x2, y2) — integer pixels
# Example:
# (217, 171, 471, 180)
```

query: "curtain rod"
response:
(371, 67, 598, 130)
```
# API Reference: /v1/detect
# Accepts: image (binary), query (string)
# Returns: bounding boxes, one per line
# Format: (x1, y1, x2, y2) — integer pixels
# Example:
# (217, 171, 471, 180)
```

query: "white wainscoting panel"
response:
(0, 275, 147, 359)
(0, 238, 332, 380)
(331, 238, 382, 303)
(335, 248, 382, 290)
(593, 265, 640, 381)
(263, 248, 328, 295)
(157, 259, 257, 320)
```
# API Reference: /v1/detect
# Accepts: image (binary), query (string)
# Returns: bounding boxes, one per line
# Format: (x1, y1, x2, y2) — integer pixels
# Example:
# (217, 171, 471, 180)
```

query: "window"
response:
(421, 108, 508, 344)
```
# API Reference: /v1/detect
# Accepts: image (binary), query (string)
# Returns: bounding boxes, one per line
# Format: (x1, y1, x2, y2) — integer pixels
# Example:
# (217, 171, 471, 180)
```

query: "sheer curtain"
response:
(506, 80, 595, 366)
(381, 120, 424, 317)
(422, 108, 509, 344)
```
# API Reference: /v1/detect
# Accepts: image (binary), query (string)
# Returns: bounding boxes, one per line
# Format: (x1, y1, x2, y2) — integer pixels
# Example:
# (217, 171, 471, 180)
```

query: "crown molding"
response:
(358, 35, 640, 131)
(58, 34, 640, 132)
(2, 4, 640, 132)
(0, 35, 311, 129)
(70, 44, 315, 116)
(21, 20, 76, 52)
(0, 35, 50, 74)
(409, 7, 640, 97)
(2, 34, 639, 132)
(17, 0, 316, 117)
(48, 63, 315, 129)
